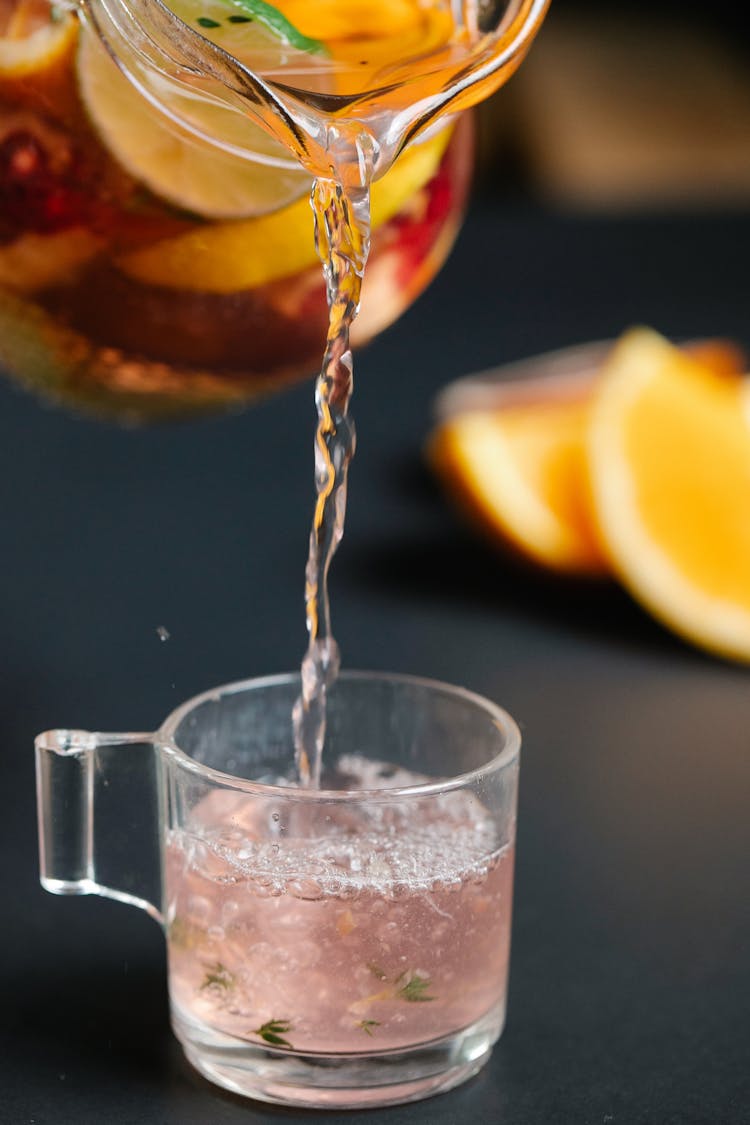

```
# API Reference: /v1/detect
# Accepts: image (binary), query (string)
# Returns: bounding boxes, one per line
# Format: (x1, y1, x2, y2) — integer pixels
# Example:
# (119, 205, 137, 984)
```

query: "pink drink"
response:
(165, 759, 514, 1055)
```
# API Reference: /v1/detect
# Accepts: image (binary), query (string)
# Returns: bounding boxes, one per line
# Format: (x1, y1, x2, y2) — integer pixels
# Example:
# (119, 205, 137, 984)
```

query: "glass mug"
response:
(36, 671, 520, 1108)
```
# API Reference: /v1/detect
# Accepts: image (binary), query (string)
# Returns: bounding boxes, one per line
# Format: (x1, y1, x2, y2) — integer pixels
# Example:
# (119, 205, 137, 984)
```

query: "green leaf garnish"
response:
(252, 1019, 293, 1048)
(200, 961, 235, 991)
(196, 16, 221, 27)
(228, 0, 327, 54)
(357, 1019, 380, 1036)
(397, 973, 435, 1002)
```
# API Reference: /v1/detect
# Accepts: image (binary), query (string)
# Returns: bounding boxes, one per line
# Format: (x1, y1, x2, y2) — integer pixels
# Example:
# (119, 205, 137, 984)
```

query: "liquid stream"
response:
(292, 168, 371, 787)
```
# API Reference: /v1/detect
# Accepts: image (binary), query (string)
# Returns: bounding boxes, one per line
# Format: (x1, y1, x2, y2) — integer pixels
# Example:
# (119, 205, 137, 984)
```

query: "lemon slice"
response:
(0, 0, 77, 78)
(76, 25, 310, 219)
(117, 125, 452, 292)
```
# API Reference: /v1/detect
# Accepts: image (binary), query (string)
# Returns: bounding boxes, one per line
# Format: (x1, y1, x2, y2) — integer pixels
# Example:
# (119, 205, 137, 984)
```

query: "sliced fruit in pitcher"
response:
(117, 125, 452, 292)
(75, 25, 311, 219)
(0, 0, 77, 78)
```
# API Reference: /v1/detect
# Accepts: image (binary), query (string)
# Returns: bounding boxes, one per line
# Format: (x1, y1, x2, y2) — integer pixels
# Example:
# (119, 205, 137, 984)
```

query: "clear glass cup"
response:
(36, 671, 521, 1108)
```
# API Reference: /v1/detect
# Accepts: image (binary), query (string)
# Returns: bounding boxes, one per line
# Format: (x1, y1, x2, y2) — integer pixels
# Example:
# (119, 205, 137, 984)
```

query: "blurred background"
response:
(475, 0, 750, 209)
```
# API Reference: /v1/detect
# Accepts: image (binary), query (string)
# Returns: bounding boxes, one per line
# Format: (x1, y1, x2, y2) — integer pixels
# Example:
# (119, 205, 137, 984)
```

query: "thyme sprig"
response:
(252, 1019, 294, 1048)
(200, 961, 235, 992)
(397, 973, 435, 1002)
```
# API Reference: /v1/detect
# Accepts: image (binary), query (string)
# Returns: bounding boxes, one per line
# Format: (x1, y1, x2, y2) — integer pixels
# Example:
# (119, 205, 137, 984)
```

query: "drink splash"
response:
(293, 156, 372, 787)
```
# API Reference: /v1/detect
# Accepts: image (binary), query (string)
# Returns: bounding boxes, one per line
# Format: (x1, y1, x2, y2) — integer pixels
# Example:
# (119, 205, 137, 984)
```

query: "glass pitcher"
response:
(0, 0, 547, 419)
(36, 670, 521, 1108)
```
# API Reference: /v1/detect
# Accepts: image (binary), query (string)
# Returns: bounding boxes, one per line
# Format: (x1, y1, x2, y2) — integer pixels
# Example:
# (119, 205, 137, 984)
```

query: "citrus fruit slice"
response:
(75, 25, 310, 219)
(278, 0, 453, 75)
(280, 0, 430, 41)
(117, 125, 452, 292)
(434, 338, 746, 420)
(588, 328, 750, 662)
(430, 399, 607, 575)
(429, 337, 746, 579)
(0, 227, 102, 291)
(0, 0, 77, 78)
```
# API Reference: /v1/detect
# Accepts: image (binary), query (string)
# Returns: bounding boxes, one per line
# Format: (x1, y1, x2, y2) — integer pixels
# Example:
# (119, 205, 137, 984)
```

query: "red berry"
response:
(0, 128, 90, 239)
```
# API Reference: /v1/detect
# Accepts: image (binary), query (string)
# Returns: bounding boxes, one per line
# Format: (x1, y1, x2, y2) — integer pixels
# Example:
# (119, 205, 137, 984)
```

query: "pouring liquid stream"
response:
(115, 0, 546, 787)
(292, 169, 371, 788)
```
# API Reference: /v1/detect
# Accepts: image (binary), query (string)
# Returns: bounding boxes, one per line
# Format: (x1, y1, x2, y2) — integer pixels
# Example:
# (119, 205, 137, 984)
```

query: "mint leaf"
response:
(228, 0, 327, 54)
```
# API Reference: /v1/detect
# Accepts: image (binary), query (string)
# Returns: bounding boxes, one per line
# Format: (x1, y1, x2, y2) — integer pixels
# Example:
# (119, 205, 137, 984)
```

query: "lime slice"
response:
(76, 26, 310, 219)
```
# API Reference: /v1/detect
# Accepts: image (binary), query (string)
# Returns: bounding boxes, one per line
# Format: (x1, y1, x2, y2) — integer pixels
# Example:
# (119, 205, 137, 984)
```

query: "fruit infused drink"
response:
(0, 0, 471, 418)
(36, 668, 522, 1106)
(166, 758, 514, 1056)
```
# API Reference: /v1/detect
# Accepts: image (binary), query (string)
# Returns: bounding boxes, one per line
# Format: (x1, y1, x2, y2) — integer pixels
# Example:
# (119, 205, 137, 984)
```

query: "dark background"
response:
(2, 1, 750, 1122)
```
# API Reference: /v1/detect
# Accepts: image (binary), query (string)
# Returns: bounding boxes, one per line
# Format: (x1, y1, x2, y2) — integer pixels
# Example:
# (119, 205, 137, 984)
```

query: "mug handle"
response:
(35, 730, 163, 923)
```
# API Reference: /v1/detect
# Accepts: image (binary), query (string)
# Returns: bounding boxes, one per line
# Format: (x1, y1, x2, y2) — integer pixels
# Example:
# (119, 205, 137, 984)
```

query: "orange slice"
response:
(429, 397, 607, 575)
(430, 337, 746, 578)
(588, 328, 750, 662)
(0, 0, 77, 78)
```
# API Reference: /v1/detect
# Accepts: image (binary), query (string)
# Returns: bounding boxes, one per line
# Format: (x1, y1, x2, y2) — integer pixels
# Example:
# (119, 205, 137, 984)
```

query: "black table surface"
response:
(2, 203, 749, 1125)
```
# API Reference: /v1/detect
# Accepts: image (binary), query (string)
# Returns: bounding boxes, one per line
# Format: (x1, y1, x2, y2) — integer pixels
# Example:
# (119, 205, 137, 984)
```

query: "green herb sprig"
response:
(252, 1019, 294, 1048)
(200, 962, 235, 992)
(193, 0, 327, 54)
(397, 973, 435, 1003)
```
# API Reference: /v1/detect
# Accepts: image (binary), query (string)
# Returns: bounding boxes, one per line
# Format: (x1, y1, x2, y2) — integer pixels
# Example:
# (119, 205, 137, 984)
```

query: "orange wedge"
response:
(588, 328, 750, 662)
(429, 397, 607, 575)
(429, 337, 746, 579)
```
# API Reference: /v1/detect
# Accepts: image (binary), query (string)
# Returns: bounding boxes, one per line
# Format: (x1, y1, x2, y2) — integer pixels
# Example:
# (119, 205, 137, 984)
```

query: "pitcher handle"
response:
(35, 729, 163, 923)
